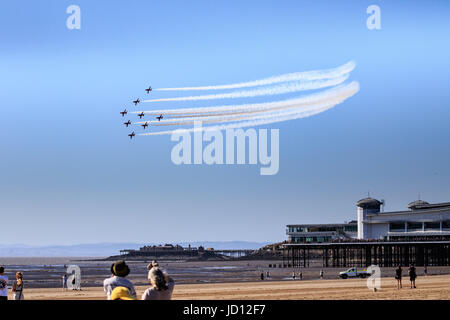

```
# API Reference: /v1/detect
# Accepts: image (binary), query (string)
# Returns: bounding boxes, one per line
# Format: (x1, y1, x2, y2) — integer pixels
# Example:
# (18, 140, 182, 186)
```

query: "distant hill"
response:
(0, 241, 273, 257)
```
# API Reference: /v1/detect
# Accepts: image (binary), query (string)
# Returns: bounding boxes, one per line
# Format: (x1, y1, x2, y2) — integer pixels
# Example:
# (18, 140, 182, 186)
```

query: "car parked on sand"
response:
(339, 267, 371, 279)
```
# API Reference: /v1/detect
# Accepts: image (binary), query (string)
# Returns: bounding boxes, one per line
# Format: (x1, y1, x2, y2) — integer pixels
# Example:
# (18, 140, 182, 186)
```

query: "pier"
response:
(117, 244, 255, 259)
(281, 241, 450, 268)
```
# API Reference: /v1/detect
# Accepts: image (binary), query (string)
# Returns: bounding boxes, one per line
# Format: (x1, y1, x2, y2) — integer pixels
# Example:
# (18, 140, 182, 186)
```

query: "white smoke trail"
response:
(138, 82, 359, 136)
(153, 100, 344, 127)
(155, 61, 355, 91)
(153, 92, 354, 128)
(134, 82, 359, 126)
(143, 75, 349, 103)
(139, 104, 335, 136)
(135, 81, 357, 116)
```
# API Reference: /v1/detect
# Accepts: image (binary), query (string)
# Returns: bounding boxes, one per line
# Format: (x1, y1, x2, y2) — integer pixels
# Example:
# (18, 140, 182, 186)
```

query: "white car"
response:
(339, 267, 371, 279)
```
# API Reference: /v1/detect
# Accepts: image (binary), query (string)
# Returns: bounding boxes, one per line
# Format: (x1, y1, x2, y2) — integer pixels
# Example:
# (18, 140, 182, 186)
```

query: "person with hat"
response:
(103, 260, 136, 300)
(110, 286, 137, 300)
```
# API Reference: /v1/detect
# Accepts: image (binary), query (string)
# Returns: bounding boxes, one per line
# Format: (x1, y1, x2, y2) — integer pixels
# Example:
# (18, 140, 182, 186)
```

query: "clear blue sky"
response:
(1, 0, 449, 245)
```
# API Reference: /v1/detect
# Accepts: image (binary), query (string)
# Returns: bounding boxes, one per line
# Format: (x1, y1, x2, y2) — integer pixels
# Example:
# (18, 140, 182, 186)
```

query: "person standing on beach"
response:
(299, 271, 303, 280)
(424, 265, 428, 276)
(292, 271, 296, 280)
(320, 269, 324, 279)
(260, 272, 264, 281)
(12, 272, 24, 300)
(266, 271, 270, 279)
(103, 260, 136, 300)
(62, 274, 68, 291)
(408, 264, 417, 289)
(0, 266, 8, 301)
(395, 265, 402, 289)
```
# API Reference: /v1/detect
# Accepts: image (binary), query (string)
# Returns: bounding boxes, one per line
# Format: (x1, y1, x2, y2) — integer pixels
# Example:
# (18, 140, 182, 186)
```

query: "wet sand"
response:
(15, 274, 450, 300)
(3, 258, 450, 288)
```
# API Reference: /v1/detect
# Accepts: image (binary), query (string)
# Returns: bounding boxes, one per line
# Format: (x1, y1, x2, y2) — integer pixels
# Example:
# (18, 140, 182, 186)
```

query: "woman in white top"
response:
(141, 267, 174, 300)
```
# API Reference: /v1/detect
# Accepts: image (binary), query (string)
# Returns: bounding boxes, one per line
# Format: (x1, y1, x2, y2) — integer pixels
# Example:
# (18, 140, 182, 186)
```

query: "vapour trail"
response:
(134, 82, 359, 126)
(143, 75, 349, 103)
(147, 87, 356, 127)
(134, 95, 331, 125)
(134, 81, 356, 116)
(138, 82, 359, 136)
(153, 100, 346, 127)
(154, 61, 355, 91)
(139, 104, 336, 136)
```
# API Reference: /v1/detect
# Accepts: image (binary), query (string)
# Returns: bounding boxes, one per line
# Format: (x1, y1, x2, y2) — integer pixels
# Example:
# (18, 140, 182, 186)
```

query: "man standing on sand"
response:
(0, 266, 8, 301)
(103, 260, 136, 300)
(395, 265, 403, 289)
(320, 269, 324, 279)
(408, 264, 417, 289)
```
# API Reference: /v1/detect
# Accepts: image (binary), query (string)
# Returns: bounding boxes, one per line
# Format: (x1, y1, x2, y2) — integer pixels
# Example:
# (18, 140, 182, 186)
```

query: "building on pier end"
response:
(286, 198, 450, 243)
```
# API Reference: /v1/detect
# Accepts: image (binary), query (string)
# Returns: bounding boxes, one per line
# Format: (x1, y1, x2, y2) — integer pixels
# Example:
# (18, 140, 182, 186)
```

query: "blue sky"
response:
(1, 0, 449, 245)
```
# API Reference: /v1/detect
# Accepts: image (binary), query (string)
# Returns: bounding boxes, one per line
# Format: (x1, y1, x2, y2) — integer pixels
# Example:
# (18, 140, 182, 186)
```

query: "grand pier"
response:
(282, 197, 450, 268)
(281, 241, 450, 268)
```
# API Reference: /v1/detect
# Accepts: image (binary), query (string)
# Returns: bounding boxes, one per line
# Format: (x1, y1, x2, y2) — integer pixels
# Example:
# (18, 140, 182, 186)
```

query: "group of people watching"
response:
(0, 266, 24, 300)
(395, 264, 419, 289)
(103, 260, 175, 300)
(0, 260, 174, 301)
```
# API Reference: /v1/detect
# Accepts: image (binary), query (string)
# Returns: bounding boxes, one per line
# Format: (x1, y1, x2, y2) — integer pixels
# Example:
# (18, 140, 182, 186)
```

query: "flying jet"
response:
(128, 132, 135, 139)
(156, 114, 163, 121)
(138, 112, 145, 119)
(133, 99, 140, 105)
(141, 122, 149, 130)
(120, 109, 128, 117)
(124, 120, 131, 127)
(145, 86, 152, 93)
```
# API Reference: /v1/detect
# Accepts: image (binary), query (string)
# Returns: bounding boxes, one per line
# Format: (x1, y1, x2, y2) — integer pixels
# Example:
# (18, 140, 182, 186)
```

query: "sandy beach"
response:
(3, 258, 450, 300)
(13, 274, 450, 300)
